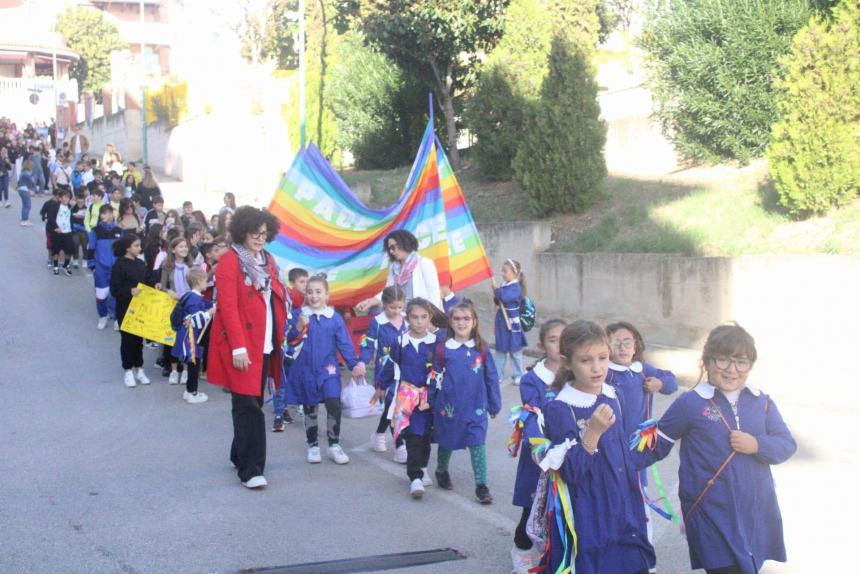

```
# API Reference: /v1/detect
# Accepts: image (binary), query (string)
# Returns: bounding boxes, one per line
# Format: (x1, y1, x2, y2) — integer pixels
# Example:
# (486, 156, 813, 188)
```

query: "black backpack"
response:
(169, 292, 193, 332)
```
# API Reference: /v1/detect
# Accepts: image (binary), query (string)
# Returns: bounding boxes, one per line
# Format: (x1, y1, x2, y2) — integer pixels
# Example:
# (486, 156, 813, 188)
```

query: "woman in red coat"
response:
(208, 206, 286, 489)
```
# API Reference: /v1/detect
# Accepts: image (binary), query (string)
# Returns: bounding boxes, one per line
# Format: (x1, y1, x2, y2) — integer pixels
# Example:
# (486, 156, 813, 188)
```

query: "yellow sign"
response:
(120, 283, 177, 345)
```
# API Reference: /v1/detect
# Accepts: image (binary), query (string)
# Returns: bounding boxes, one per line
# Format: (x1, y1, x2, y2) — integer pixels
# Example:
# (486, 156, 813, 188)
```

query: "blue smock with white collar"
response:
(358, 311, 407, 389)
(432, 338, 501, 450)
(542, 383, 655, 574)
(377, 331, 439, 437)
(512, 359, 557, 508)
(285, 306, 359, 406)
(644, 382, 796, 573)
(494, 280, 528, 353)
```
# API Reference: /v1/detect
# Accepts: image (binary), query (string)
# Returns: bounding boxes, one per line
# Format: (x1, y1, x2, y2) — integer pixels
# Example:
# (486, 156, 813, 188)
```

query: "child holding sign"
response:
(110, 234, 151, 388)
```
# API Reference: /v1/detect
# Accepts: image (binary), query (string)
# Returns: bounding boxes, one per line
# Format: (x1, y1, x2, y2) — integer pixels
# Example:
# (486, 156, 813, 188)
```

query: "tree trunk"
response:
(316, 0, 328, 152)
(431, 61, 460, 169)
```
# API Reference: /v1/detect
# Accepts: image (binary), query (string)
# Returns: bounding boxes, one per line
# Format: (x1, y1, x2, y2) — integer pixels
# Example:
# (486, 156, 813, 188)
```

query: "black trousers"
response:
(185, 360, 200, 394)
(120, 331, 144, 370)
(514, 506, 533, 550)
(230, 354, 269, 483)
(706, 567, 742, 574)
(304, 397, 342, 447)
(404, 430, 431, 481)
(375, 394, 404, 447)
(162, 344, 183, 370)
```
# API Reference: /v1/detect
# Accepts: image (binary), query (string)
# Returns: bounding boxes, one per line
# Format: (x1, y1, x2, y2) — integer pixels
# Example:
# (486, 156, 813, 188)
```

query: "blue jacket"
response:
(607, 360, 677, 443)
(542, 383, 655, 574)
(643, 383, 796, 574)
(285, 307, 359, 405)
(87, 222, 123, 271)
(171, 291, 214, 362)
(377, 331, 440, 436)
(358, 312, 407, 387)
(432, 339, 501, 450)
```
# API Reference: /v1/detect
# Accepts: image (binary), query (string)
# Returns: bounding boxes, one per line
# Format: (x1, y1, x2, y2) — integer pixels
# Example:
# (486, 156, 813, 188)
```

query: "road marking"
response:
(350, 442, 518, 533)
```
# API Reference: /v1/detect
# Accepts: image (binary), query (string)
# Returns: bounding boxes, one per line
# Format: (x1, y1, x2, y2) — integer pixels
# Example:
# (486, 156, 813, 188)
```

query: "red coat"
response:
(207, 249, 286, 396)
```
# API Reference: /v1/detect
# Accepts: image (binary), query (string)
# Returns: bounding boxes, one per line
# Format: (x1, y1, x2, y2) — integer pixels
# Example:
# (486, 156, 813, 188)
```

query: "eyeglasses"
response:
(711, 356, 753, 373)
(387, 243, 399, 252)
(248, 230, 267, 240)
(610, 338, 634, 349)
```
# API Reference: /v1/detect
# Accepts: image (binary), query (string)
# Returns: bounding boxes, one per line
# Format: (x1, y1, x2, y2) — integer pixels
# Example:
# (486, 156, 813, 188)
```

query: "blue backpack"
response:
(169, 292, 193, 332)
(519, 297, 536, 332)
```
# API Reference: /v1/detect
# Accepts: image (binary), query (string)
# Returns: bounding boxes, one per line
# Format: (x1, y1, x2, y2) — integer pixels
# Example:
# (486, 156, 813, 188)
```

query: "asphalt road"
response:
(0, 198, 826, 574)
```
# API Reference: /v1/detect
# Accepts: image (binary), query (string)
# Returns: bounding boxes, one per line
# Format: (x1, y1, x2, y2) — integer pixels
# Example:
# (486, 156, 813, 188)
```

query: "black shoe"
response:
(161, 366, 171, 378)
(64, 267, 72, 276)
(475, 484, 493, 505)
(283, 409, 294, 424)
(272, 416, 285, 433)
(435, 470, 453, 490)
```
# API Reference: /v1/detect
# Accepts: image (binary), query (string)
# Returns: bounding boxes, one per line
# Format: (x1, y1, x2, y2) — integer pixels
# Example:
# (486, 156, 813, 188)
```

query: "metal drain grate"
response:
(235, 548, 467, 574)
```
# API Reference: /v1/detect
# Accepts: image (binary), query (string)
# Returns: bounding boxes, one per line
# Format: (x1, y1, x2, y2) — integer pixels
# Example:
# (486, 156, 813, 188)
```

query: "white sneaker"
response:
(180, 369, 188, 385)
(186, 392, 208, 404)
(241, 475, 267, 489)
(135, 369, 151, 385)
(113, 320, 120, 331)
(373, 432, 388, 452)
(421, 469, 433, 486)
(20, 220, 32, 227)
(306, 446, 322, 464)
(97, 316, 108, 330)
(168, 370, 179, 385)
(394, 444, 407, 464)
(513, 377, 522, 386)
(327, 444, 350, 465)
(123, 370, 136, 388)
(410, 478, 425, 498)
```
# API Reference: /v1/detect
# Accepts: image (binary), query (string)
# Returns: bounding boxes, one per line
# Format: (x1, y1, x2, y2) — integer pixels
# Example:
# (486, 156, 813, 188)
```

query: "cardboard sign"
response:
(120, 283, 176, 345)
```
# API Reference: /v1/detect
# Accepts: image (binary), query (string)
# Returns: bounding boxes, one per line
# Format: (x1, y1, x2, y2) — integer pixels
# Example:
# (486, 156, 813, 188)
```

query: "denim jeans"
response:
(495, 350, 524, 382)
(18, 187, 31, 221)
(0, 174, 8, 201)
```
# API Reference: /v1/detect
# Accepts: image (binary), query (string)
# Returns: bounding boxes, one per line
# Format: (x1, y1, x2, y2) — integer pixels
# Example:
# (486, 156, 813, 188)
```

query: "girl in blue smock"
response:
(636, 323, 795, 574)
(286, 274, 366, 466)
(509, 319, 566, 574)
(606, 321, 678, 548)
(377, 297, 440, 499)
(361, 285, 408, 457)
(493, 259, 529, 385)
(538, 320, 656, 574)
(432, 302, 501, 504)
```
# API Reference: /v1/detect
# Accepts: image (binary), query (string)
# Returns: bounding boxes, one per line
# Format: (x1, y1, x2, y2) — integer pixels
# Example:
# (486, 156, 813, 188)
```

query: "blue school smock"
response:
(432, 339, 501, 450)
(647, 382, 796, 574)
(285, 306, 359, 406)
(171, 291, 214, 362)
(494, 281, 527, 353)
(542, 383, 655, 574)
(512, 360, 557, 508)
(358, 311, 407, 389)
(378, 332, 439, 437)
(608, 360, 677, 489)
(86, 221, 123, 289)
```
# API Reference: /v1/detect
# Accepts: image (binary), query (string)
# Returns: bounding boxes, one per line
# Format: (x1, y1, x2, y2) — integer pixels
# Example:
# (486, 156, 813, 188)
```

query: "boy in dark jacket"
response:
(171, 268, 215, 404)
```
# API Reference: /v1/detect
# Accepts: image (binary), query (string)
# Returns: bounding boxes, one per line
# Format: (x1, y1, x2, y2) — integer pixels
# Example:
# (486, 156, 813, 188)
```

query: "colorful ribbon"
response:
(506, 404, 541, 457)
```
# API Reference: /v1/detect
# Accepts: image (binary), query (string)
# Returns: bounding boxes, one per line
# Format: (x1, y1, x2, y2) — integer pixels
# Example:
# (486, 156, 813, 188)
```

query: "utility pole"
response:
(298, 0, 306, 148)
(140, 0, 148, 164)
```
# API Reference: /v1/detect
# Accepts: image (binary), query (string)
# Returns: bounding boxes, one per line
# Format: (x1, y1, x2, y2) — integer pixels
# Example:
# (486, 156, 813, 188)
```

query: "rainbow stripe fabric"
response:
(267, 121, 492, 307)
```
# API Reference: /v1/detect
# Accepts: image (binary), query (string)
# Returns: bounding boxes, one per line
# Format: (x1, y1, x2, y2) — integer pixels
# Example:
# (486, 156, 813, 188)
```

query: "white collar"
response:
(302, 305, 334, 319)
(555, 382, 617, 408)
(443, 292, 456, 301)
(375, 311, 405, 326)
(191, 289, 202, 296)
(693, 381, 761, 399)
(445, 338, 475, 350)
(501, 279, 519, 287)
(401, 331, 436, 350)
(533, 360, 555, 385)
(608, 360, 643, 373)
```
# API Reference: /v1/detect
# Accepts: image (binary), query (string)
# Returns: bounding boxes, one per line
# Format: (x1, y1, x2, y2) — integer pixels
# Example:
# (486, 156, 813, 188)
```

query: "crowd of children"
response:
(8, 122, 796, 573)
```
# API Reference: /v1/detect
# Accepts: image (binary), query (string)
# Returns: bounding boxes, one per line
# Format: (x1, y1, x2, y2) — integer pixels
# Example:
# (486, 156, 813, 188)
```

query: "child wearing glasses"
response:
(431, 302, 501, 504)
(634, 323, 796, 574)
(606, 321, 677, 559)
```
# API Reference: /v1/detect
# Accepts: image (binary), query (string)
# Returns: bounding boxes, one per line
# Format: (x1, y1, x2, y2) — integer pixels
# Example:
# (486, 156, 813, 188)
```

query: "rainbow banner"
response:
(267, 120, 492, 307)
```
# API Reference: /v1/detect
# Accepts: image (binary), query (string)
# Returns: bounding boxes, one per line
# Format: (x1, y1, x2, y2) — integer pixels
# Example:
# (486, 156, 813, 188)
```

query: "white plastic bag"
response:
(341, 377, 382, 419)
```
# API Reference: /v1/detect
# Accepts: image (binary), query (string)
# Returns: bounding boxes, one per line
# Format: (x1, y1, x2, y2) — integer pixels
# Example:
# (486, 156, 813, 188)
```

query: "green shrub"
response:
(768, 1, 860, 217)
(640, 0, 818, 164)
(513, 36, 607, 216)
(465, 0, 600, 179)
(327, 32, 425, 169)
